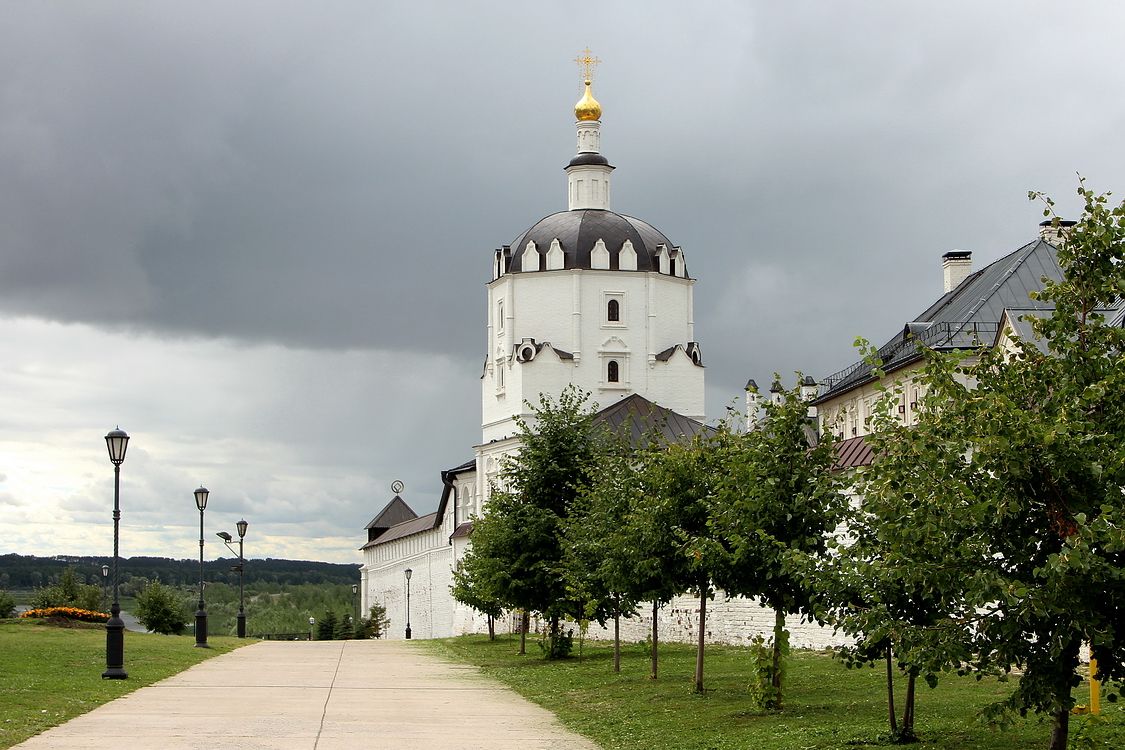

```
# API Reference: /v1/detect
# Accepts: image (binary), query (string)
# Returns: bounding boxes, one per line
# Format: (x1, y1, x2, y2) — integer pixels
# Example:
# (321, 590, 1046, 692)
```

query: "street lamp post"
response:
(309, 616, 315, 641)
(102, 427, 129, 679)
(351, 583, 359, 631)
(101, 564, 109, 611)
(194, 486, 209, 648)
(217, 518, 249, 637)
(404, 568, 412, 640)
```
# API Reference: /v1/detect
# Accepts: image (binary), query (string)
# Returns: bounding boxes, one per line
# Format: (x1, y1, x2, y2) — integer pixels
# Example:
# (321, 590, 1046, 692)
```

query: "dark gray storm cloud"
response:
(2, 1, 1124, 406)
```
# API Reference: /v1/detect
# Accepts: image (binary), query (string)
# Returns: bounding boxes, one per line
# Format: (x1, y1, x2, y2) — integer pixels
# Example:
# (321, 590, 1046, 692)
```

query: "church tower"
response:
(480, 53, 706, 448)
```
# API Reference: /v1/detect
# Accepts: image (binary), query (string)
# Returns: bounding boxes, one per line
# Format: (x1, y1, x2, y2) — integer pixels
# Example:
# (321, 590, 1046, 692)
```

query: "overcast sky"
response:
(2, 2, 1123, 565)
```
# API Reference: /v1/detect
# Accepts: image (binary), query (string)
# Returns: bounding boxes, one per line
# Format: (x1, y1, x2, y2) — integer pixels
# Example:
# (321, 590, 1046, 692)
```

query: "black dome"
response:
(507, 209, 682, 274)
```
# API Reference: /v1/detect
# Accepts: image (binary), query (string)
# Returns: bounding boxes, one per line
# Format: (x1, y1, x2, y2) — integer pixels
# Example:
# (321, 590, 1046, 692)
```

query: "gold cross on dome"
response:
(574, 47, 601, 82)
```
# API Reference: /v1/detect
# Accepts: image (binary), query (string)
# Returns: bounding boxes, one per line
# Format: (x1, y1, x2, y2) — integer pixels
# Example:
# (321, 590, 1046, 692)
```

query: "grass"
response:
(0, 618, 248, 749)
(426, 635, 1125, 750)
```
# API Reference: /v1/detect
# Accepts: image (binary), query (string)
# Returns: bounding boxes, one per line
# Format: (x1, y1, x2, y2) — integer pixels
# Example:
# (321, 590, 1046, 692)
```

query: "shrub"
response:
(0, 590, 15, 618)
(135, 581, 189, 635)
(317, 610, 338, 640)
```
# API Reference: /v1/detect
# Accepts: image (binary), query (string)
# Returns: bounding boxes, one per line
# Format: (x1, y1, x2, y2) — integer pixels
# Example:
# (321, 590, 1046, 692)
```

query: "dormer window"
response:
(607, 299, 619, 322)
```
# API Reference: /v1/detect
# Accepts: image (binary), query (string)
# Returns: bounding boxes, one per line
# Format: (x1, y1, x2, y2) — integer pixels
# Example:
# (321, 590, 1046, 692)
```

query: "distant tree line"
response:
(0, 553, 359, 590)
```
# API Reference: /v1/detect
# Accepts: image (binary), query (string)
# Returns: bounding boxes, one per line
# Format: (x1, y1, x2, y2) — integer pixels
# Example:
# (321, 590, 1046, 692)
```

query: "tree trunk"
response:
(771, 608, 785, 710)
(901, 672, 916, 738)
(650, 601, 659, 680)
(613, 601, 621, 674)
(885, 646, 898, 735)
(549, 613, 560, 658)
(487, 614, 495, 641)
(1047, 706, 1069, 750)
(694, 586, 707, 694)
(518, 610, 527, 655)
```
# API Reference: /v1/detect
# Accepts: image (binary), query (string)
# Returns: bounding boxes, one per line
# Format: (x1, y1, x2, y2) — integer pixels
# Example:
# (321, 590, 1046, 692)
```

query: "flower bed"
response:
(20, 607, 110, 623)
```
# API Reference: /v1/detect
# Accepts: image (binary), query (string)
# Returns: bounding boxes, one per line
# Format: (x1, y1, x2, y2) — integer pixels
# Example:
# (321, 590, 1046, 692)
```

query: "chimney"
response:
(1039, 219, 1077, 247)
(942, 251, 972, 293)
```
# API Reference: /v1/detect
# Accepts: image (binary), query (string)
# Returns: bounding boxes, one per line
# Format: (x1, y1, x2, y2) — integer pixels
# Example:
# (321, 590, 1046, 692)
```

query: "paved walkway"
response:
(14, 640, 600, 750)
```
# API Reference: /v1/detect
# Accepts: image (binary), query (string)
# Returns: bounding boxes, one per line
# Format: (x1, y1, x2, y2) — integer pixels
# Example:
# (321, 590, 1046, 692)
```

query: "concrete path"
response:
(13, 640, 601, 750)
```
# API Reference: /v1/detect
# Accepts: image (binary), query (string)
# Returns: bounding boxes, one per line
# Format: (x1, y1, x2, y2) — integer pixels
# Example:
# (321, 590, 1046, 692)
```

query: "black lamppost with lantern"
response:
(100, 564, 110, 611)
(102, 427, 129, 679)
(217, 518, 248, 637)
(404, 568, 413, 640)
(193, 486, 209, 648)
(351, 583, 359, 629)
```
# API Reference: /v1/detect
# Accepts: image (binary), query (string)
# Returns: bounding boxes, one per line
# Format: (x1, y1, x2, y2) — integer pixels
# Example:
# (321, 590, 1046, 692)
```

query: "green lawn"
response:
(427, 635, 1123, 750)
(0, 618, 247, 749)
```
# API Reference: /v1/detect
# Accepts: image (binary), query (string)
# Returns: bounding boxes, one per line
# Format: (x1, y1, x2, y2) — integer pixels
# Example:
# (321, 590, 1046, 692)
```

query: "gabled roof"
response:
(594, 393, 711, 445)
(364, 496, 417, 530)
(362, 459, 475, 550)
(362, 512, 439, 548)
(818, 238, 1062, 402)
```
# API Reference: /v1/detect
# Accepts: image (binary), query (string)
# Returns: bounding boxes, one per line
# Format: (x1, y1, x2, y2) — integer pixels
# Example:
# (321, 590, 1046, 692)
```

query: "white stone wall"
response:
(582, 591, 850, 650)
(362, 525, 454, 640)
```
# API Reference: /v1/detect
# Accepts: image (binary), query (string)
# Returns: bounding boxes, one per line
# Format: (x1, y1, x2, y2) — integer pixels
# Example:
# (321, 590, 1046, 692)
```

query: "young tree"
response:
(563, 435, 642, 673)
(135, 581, 190, 635)
(706, 381, 843, 710)
(317, 610, 338, 640)
(454, 386, 605, 658)
(642, 433, 723, 693)
(827, 365, 979, 741)
(450, 564, 505, 641)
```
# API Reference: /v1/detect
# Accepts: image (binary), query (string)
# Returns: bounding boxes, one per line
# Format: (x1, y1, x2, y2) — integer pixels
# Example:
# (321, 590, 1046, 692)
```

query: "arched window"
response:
(607, 299, 620, 322)
(607, 360, 620, 383)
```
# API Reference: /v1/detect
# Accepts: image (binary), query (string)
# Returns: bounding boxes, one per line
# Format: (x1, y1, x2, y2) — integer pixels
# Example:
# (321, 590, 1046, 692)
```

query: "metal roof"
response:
(360, 512, 439, 549)
(506, 209, 686, 275)
(363, 496, 417, 530)
(818, 238, 1062, 401)
(832, 435, 875, 470)
(593, 393, 711, 445)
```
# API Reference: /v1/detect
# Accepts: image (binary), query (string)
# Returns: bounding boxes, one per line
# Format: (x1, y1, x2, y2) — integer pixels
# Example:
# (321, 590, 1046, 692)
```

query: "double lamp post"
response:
(217, 519, 249, 638)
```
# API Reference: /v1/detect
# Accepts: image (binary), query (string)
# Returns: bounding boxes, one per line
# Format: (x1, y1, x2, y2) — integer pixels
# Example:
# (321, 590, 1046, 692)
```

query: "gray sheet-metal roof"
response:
(361, 512, 439, 549)
(363, 496, 417, 530)
(594, 393, 711, 445)
(818, 238, 1062, 401)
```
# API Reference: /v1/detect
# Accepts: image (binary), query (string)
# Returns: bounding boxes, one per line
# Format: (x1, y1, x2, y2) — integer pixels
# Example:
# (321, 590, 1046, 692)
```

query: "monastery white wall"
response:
(579, 591, 849, 650)
(362, 526, 455, 640)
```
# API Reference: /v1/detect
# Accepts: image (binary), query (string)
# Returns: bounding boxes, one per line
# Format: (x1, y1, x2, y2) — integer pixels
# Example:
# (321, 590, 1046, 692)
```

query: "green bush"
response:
(0, 590, 15, 618)
(135, 581, 189, 635)
(359, 603, 390, 639)
(316, 610, 338, 640)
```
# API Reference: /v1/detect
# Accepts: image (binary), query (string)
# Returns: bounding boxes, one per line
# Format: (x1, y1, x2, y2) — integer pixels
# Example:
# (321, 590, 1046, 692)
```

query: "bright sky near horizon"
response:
(1, 2, 1123, 564)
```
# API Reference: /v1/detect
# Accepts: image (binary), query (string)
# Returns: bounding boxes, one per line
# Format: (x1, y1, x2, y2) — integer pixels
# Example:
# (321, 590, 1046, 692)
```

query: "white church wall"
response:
(581, 591, 850, 651)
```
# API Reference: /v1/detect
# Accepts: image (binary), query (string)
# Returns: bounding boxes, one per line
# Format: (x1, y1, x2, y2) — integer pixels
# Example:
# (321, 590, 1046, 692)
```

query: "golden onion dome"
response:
(574, 79, 602, 121)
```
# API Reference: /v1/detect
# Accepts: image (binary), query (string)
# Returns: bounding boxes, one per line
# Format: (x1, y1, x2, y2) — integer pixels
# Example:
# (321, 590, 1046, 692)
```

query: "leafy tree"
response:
(850, 183, 1125, 750)
(455, 386, 605, 659)
(826, 358, 978, 742)
(563, 435, 643, 672)
(643, 433, 723, 693)
(135, 581, 190, 635)
(706, 381, 842, 710)
(450, 563, 505, 641)
(0, 590, 15, 618)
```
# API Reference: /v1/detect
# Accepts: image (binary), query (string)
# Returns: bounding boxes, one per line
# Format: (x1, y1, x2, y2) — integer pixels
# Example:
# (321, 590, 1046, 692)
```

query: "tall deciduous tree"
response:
(454, 386, 605, 658)
(705, 381, 842, 710)
(643, 433, 723, 693)
(845, 183, 1125, 750)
